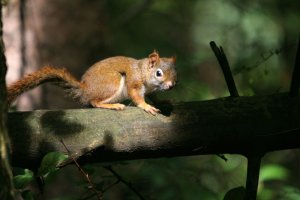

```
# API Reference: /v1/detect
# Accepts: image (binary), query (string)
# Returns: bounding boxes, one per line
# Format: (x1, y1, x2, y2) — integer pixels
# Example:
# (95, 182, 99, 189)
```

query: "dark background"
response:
(4, 0, 300, 199)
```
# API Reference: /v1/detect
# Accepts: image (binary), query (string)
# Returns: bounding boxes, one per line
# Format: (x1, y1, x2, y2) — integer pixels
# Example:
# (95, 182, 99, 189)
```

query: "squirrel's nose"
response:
(165, 81, 175, 90)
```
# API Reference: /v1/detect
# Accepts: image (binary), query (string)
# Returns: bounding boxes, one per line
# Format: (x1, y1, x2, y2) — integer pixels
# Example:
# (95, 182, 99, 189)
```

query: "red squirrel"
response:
(7, 50, 177, 115)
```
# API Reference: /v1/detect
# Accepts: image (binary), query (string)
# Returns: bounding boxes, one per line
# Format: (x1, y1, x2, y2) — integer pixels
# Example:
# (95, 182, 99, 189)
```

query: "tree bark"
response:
(8, 93, 300, 170)
(0, 3, 15, 199)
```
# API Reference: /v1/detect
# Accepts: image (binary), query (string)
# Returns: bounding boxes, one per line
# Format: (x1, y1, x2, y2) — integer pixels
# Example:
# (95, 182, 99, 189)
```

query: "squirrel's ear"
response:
(148, 50, 160, 68)
(172, 56, 176, 64)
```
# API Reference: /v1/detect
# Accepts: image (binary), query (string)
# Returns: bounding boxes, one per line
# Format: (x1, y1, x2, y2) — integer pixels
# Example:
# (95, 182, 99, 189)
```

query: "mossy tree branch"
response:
(8, 93, 300, 170)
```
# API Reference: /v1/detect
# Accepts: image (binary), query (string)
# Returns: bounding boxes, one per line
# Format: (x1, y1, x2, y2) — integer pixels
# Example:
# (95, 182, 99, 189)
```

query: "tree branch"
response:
(244, 154, 263, 200)
(290, 36, 300, 97)
(210, 41, 239, 97)
(7, 93, 300, 170)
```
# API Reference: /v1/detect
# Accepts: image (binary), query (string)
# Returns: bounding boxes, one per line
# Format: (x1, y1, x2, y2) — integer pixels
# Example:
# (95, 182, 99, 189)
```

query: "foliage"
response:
(13, 152, 68, 199)
(37, 152, 69, 177)
(13, 168, 34, 189)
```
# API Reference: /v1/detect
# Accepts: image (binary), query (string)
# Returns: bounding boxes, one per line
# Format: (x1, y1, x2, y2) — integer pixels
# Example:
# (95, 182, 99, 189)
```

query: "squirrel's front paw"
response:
(138, 103, 160, 115)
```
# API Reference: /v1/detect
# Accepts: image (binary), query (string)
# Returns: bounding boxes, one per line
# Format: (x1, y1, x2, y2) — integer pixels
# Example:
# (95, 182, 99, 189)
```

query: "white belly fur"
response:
(102, 75, 128, 103)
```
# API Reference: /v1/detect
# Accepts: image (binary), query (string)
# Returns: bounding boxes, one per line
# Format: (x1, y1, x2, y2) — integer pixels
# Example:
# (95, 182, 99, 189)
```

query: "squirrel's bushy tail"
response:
(7, 66, 83, 105)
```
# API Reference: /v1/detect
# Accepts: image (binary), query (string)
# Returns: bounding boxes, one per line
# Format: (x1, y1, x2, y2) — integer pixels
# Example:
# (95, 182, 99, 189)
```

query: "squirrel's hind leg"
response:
(90, 99, 125, 110)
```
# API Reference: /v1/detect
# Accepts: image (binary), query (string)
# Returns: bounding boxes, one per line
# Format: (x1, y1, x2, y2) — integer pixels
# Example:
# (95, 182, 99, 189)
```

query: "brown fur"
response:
(8, 51, 177, 114)
(7, 66, 81, 105)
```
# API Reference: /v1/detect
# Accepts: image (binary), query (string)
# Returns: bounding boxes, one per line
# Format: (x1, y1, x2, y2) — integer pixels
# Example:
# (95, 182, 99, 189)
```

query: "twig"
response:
(233, 48, 280, 75)
(81, 179, 120, 200)
(289, 36, 300, 97)
(104, 166, 146, 200)
(210, 41, 239, 97)
(102, 179, 120, 193)
(60, 139, 103, 200)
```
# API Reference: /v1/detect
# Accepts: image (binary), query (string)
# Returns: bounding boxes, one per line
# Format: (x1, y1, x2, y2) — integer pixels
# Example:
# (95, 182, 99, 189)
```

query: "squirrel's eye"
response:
(155, 68, 163, 78)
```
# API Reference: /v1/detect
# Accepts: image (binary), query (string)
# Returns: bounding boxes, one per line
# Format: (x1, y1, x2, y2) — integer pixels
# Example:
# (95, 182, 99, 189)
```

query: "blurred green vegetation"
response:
(91, 0, 300, 103)
(99, 1, 300, 199)
(14, 0, 300, 199)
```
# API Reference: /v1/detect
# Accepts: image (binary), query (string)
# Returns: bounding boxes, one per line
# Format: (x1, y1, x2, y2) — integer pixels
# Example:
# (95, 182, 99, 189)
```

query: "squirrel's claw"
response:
(146, 106, 160, 115)
(138, 103, 160, 115)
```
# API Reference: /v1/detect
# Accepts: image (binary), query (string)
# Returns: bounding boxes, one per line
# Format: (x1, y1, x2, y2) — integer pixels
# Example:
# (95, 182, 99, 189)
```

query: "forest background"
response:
(3, 0, 300, 199)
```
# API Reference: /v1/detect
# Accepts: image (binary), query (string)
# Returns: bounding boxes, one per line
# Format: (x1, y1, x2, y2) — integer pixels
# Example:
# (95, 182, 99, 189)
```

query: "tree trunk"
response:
(0, 3, 15, 199)
(4, 0, 109, 110)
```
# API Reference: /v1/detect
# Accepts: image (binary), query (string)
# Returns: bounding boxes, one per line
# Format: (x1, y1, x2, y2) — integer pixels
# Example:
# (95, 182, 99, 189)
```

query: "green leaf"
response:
(259, 164, 289, 182)
(13, 168, 34, 189)
(223, 186, 245, 200)
(38, 152, 68, 177)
